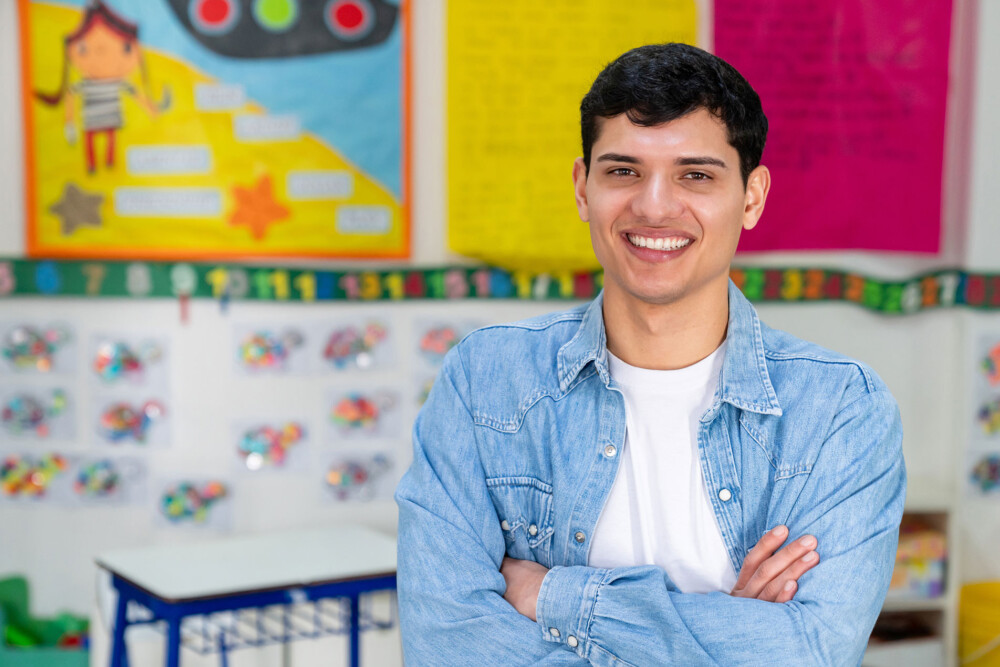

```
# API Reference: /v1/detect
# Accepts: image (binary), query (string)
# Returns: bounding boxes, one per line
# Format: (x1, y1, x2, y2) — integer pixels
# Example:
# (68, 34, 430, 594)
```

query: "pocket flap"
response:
(486, 476, 554, 546)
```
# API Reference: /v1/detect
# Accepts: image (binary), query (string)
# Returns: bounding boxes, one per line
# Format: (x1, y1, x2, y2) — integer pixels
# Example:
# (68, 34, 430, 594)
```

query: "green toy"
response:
(0, 575, 88, 667)
(4, 623, 38, 647)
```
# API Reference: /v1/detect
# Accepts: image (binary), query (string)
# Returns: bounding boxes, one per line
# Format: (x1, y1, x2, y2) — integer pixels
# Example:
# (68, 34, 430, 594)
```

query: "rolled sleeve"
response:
(536, 565, 609, 652)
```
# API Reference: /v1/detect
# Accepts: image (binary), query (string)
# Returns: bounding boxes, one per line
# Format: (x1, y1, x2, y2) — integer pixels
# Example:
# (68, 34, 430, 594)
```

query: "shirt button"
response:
(567, 636, 579, 648)
(719, 488, 732, 502)
(500, 520, 510, 531)
(603, 444, 617, 458)
(574, 531, 586, 543)
(528, 524, 538, 536)
(549, 627, 560, 638)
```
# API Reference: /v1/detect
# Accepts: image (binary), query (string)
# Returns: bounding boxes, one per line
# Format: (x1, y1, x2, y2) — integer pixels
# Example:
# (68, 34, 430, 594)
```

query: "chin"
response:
(624, 282, 688, 307)
(620, 272, 728, 308)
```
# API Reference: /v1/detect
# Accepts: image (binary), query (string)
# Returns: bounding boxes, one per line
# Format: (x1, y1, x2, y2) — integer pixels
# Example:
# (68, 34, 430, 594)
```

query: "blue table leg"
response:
(219, 628, 229, 667)
(166, 616, 181, 667)
(349, 595, 360, 667)
(110, 589, 128, 667)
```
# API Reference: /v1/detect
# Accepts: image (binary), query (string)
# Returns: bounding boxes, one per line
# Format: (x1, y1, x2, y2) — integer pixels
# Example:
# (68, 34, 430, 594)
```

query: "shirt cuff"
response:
(536, 565, 609, 653)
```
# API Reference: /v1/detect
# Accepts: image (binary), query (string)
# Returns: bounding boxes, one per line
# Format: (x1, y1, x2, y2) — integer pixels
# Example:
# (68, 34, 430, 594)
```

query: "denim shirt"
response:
(395, 281, 906, 667)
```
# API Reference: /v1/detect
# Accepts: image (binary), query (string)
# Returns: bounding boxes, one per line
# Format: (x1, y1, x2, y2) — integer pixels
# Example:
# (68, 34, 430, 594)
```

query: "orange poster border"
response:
(19, 0, 412, 262)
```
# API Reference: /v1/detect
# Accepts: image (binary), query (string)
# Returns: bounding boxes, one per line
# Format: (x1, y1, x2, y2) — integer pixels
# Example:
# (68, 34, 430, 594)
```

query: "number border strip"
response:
(1, 259, 997, 314)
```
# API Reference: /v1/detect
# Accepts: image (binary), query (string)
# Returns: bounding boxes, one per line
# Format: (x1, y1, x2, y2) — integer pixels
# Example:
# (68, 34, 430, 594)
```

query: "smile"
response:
(626, 234, 692, 251)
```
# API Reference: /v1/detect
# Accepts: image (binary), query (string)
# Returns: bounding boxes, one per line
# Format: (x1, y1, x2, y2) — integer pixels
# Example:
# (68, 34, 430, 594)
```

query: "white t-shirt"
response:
(588, 341, 737, 594)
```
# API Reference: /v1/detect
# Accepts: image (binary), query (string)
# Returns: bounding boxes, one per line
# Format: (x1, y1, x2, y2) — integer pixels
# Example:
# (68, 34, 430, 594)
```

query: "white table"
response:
(97, 525, 397, 667)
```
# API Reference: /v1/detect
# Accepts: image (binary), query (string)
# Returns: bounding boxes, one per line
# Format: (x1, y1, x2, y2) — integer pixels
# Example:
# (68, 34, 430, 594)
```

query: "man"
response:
(396, 43, 905, 666)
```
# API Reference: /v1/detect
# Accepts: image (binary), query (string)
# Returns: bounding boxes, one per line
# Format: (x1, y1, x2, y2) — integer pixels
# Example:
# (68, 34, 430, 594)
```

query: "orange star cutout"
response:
(228, 175, 290, 240)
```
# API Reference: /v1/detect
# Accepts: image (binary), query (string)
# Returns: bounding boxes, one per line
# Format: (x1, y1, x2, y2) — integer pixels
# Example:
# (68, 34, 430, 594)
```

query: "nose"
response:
(630, 174, 685, 223)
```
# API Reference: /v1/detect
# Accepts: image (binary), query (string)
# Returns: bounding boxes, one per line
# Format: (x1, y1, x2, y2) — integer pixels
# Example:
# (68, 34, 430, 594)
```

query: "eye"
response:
(684, 171, 711, 181)
(608, 167, 636, 177)
(124, 41, 132, 54)
(77, 43, 87, 56)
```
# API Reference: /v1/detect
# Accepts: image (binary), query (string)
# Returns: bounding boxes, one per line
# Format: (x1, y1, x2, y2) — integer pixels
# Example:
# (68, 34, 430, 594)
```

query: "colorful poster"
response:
(716, 0, 951, 254)
(447, 1, 698, 272)
(968, 332, 1000, 498)
(20, 0, 409, 260)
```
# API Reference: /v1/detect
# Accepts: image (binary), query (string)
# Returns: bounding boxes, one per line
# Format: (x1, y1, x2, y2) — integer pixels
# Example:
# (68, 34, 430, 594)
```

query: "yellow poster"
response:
(21, 0, 409, 261)
(447, 1, 698, 272)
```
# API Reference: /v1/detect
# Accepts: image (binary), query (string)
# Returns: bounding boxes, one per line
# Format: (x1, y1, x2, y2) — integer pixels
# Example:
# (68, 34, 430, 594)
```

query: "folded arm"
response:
(395, 351, 587, 666)
(534, 391, 905, 666)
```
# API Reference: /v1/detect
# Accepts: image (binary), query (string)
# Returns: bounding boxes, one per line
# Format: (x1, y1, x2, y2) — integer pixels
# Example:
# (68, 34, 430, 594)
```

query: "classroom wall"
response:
(1, 1, 998, 665)
(957, 0, 1000, 584)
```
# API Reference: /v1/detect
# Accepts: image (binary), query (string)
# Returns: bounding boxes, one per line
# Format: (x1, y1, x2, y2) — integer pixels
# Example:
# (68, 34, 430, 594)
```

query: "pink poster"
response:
(715, 0, 952, 254)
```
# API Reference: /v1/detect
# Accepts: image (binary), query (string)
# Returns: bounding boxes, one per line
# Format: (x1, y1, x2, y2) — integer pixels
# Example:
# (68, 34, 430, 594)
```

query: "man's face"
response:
(573, 108, 769, 309)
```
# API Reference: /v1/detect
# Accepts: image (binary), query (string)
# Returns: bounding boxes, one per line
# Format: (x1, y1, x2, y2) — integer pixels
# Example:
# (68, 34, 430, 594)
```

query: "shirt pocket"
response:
(486, 476, 555, 568)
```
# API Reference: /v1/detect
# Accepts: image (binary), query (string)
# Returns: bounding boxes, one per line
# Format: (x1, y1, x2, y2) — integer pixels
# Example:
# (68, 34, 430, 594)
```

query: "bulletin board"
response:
(447, 0, 952, 267)
(446, 0, 699, 273)
(19, 0, 410, 261)
(716, 0, 952, 254)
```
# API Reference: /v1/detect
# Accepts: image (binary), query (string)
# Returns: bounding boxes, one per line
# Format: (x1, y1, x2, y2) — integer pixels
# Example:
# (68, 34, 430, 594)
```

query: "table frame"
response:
(106, 570, 397, 667)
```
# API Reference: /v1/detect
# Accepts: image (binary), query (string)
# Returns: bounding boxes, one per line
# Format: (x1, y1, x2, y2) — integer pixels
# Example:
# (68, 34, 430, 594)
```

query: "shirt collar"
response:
(556, 280, 782, 416)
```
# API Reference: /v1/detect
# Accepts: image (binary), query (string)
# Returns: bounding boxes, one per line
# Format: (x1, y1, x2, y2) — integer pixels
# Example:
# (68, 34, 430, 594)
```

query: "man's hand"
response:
(730, 525, 820, 603)
(501, 556, 549, 621)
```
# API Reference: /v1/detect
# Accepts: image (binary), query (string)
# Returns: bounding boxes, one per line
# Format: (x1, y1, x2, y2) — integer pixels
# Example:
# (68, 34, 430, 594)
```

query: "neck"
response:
(602, 279, 729, 371)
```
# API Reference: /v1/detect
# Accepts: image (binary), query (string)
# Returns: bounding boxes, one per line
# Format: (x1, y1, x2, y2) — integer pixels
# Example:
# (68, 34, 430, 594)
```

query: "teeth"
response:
(627, 234, 692, 251)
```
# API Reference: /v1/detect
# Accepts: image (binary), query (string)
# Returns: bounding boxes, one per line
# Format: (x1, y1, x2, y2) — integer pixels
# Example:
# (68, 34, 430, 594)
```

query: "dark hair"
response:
(580, 43, 767, 186)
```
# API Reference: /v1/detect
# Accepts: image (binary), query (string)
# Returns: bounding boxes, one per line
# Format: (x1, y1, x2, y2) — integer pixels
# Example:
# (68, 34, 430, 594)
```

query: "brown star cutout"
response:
(228, 175, 290, 240)
(50, 183, 104, 235)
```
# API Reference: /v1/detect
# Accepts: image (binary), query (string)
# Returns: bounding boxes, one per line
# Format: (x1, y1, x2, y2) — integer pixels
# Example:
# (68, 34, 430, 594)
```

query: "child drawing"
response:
(36, 0, 170, 174)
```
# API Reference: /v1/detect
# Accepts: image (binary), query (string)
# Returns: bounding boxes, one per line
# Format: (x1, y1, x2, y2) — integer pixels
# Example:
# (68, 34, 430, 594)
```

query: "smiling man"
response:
(396, 43, 905, 666)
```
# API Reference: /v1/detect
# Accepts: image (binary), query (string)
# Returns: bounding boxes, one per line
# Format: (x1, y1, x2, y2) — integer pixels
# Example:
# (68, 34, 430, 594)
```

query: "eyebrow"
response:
(594, 153, 729, 169)
(595, 153, 640, 165)
(675, 156, 729, 169)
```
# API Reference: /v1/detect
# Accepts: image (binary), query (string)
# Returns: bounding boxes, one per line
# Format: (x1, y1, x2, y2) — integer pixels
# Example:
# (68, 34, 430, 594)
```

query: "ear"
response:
(741, 165, 770, 231)
(572, 157, 590, 223)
